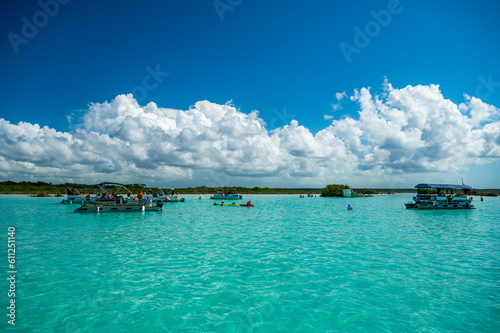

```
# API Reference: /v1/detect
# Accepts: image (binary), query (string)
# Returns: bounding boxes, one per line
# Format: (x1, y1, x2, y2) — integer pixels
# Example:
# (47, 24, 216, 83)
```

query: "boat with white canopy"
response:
(74, 182, 163, 213)
(405, 183, 475, 209)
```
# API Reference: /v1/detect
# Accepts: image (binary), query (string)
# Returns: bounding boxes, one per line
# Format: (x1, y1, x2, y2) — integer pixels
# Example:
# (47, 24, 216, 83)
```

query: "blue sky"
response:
(1, 0, 499, 188)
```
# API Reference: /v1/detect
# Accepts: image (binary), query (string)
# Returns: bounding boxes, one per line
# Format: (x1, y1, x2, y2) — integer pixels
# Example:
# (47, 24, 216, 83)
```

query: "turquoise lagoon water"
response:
(1, 194, 499, 332)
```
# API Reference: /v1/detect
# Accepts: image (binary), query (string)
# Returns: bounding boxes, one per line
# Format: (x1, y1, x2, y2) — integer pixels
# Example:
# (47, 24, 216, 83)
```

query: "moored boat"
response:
(74, 182, 163, 213)
(149, 187, 185, 203)
(405, 183, 475, 209)
(210, 188, 242, 200)
(61, 185, 92, 204)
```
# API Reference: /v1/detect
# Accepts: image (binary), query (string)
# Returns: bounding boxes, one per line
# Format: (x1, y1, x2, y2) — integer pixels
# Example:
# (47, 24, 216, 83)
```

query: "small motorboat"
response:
(61, 185, 92, 204)
(210, 188, 242, 200)
(149, 187, 185, 203)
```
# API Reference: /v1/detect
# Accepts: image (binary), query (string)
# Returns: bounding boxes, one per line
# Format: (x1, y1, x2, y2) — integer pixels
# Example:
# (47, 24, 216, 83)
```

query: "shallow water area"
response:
(1, 194, 499, 332)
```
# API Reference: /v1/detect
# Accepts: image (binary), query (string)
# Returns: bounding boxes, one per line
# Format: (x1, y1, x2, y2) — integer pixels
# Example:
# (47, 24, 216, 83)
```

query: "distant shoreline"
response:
(1, 181, 499, 196)
(2, 191, 499, 196)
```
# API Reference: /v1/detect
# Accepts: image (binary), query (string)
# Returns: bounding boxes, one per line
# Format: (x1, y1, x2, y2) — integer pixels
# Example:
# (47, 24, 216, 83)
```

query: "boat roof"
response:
(415, 183, 472, 190)
(93, 182, 134, 195)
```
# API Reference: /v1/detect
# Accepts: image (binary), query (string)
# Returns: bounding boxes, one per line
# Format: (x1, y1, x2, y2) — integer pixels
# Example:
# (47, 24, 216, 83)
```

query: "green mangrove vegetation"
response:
(320, 184, 351, 197)
(1, 181, 498, 196)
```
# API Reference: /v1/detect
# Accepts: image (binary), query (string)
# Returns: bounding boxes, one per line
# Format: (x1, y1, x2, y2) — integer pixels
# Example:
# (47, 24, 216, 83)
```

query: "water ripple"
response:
(1, 194, 499, 332)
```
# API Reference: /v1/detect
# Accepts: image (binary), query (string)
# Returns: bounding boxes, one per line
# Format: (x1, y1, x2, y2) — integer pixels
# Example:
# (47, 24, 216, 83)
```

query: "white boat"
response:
(149, 187, 185, 203)
(210, 188, 242, 200)
(61, 185, 92, 204)
(405, 184, 475, 209)
(74, 182, 163, 213)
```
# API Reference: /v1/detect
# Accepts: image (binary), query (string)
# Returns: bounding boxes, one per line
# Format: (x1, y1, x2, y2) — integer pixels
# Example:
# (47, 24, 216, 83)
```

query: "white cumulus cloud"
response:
(0, 82, 499, 187)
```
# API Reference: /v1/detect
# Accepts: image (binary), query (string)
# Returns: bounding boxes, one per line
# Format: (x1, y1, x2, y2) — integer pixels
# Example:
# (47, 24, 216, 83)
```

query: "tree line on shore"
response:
(0, 181, 498, 196)
(0, 181, 324, 195)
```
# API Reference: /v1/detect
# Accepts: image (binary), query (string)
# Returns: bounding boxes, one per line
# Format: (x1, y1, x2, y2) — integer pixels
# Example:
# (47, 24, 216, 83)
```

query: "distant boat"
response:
(149, 187, 185, 203)
(405, 184, 475, 209)
(210, 188, 242, 200)
(61, 185, 92, 204)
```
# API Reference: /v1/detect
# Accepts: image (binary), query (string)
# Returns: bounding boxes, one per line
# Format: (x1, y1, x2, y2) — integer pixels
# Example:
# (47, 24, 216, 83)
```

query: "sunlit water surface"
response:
(1, 194, 499, 332)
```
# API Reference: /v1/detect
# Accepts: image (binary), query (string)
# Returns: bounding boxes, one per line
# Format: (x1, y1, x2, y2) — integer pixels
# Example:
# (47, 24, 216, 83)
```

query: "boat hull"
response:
(210, 194, 242, 200)
(151, 195, 185, 203)
(405, 195, 475, 209)
(61, 196, 88, 204)
(74, 203, 162, 213)
(413, 204, 475, 209)
(405, 202, 417, 209)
